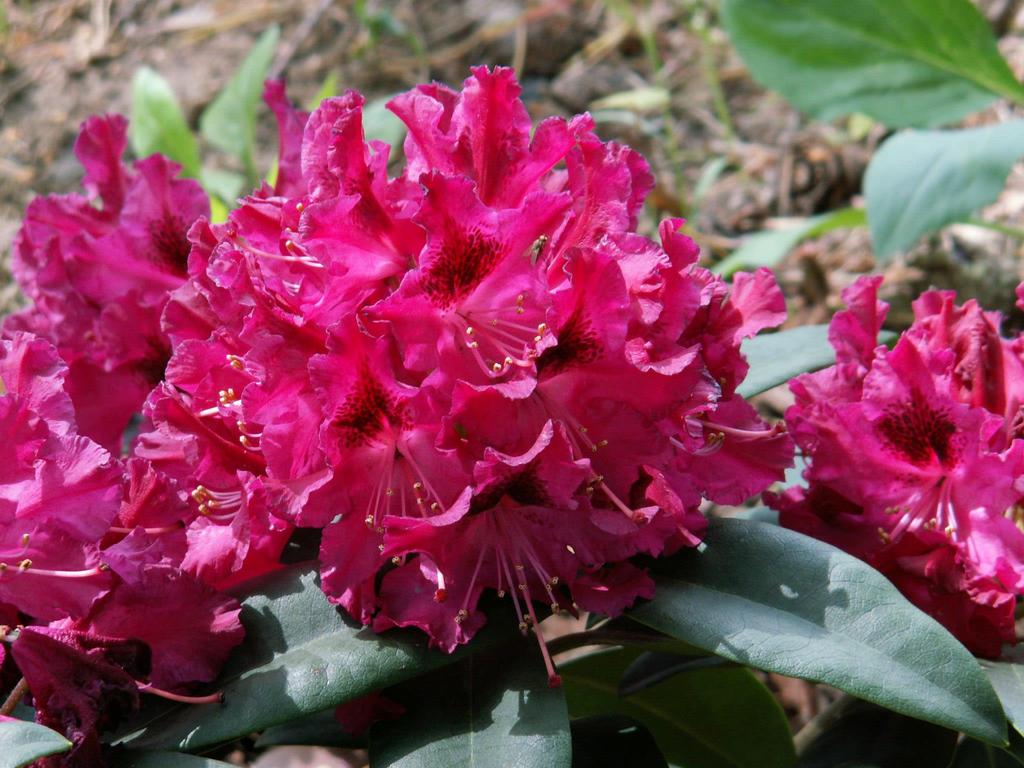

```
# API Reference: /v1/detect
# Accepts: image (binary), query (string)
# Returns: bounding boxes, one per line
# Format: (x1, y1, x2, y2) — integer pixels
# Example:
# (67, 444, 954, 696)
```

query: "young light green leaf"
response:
(628, 518, 1007, 745)
(864, 121, 1024, 258)
(561, 647, 794, 768)
(721, 0, 1024, 128)
(0, 720, 71, 768)
(590, 87, 671, 113)
(713, 208, 866, 277)
(199, 26, 280, 181)
(369, 643, 571, 768)
(114, 565, 500, 752)
(130, 68, 201, 178)
(738, 324, 895, 398)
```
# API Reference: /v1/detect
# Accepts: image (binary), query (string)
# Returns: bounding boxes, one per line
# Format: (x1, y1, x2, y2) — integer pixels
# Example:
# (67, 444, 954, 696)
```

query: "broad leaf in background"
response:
(721, 0, 1024, 128)
(0, 720, 71, 768)
(982, 657, 1024, 738)
(794, 698, 957, 768)
(864, 121, 1024, 258)
(130, 67, 201, 178)
(560, 647, 794, 768)
(628, 518, 1007, 745)
(738, 325, 831, 397)
(569, 715, 667, 768)
(200, 25, 280, 182)
(111, 753, 236, 768)
(114, 565, 495, 752)
(713, 208, 865, 277)
(617, 651, 736, 696)
(368, 642, 571, 768)
(737, 325, 896, 398)
(364, 95, 407, 148)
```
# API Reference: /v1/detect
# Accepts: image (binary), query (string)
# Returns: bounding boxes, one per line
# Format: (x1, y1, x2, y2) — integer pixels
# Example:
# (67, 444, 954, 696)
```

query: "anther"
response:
(20, 533, 29, 547)
(295, 202, 305, 213)
(226, 354, 245, 371)
(18, 560, 31, 571)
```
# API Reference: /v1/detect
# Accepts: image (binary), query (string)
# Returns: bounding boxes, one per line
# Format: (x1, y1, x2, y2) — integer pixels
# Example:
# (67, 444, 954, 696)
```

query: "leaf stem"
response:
(548, 628, 677, 657)
(0, 678, 30, 717)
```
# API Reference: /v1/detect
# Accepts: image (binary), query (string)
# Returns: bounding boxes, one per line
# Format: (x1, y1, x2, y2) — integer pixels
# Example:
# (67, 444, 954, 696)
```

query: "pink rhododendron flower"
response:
(769, 276, 1024, 656)
(3, 115, 209, 451)
(149, 66, 791, 683)
(0, 333, 243, 760)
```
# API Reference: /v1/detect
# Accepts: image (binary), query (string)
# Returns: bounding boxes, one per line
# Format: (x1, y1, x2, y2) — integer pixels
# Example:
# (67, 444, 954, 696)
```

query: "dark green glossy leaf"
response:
(115, 564, 496, 752)
(618, 651, 735, 697)
(0, 720, 71, 768)
(369, 641, 571, 768)
(111, 752, 235, 768)
(795, 698, 957, 768)
(254, 708, 359, 749)
(721, 0, 1024, 128)
(130, 68, 201, 177)
(570, 715, 667, 768)
(951, 737, 1024, 767)
(714, 208, 865, 277)
(628, 518, 1007, 744)
(199, 26, 279, 179)
(865, 122, 1024, 258)
(561, 647, 794, 768)
(739, 326, 896, 398)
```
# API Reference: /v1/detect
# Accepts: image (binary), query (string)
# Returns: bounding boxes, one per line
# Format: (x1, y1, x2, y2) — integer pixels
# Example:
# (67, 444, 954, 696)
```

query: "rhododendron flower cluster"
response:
(6, 116, 208, 452)
(0, 333, 243, 765)
(137, 67, 793, 682)
(769, 276, 1024, 657)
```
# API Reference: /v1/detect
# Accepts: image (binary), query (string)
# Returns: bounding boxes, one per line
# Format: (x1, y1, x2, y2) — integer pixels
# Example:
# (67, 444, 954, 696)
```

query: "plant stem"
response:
(548, 628, 676, 656)
(0, 678, 29, 717)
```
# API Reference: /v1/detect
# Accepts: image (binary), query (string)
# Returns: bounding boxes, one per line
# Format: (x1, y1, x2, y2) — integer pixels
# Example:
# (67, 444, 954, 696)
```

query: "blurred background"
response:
(1, 1, 1024, 765)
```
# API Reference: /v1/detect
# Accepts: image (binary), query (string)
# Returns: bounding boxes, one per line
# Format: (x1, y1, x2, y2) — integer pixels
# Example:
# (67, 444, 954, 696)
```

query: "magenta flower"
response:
(0, 333, 243, 758)
(4, 115, 209, 450)
(149, 68, 791, 682)
(770, 277, 1024, 655)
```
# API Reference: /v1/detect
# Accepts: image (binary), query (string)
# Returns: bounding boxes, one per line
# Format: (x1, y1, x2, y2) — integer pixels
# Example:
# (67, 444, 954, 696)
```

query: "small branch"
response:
(793, 693, 856, 755)
(0, 678, 30, 717)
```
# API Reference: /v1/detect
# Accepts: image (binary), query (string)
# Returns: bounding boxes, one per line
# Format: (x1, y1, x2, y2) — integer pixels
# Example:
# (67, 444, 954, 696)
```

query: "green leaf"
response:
(569, 715, 668, 768)
(0, 720, 71, 768)
(130, 68, 201, 178)
(561, 647, 794, 768)
(713, 208, 866, 277)
(738, 324, 896, 398)
(628, 518, 1007, 744)
(199, 168, 245, 207)
(363, 95, 407, 148)
(720, 0, 1024, 128)
(618, 651, 736, 696)
(369, 642, 571, 768)
(864, 121, 1024, 258)
(199, 26, 280, 180)
(111, 752, 236, 768)
(254, 708, 359, 749)
(982, 657, 1024, 738)
(795, 698, 957, 767)
(115, 564, 496, 752)
(952, 737, 1024, 767)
